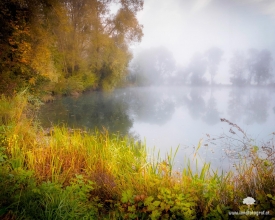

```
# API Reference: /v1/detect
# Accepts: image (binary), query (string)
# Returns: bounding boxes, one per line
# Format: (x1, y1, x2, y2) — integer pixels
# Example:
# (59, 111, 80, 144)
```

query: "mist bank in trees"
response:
(128, 46, 176, 86)
(230, 49, 273, 86)
(129, 46, 274, 87)
(129, 46, 224, 86)
(0, 0, 143, 96)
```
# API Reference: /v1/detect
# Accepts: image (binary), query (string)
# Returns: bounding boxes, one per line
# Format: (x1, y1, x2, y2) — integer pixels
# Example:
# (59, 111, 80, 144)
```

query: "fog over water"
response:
(130, 0, 275, 84)
(39, 1, 275, 171)
(39, 86, 275, 171)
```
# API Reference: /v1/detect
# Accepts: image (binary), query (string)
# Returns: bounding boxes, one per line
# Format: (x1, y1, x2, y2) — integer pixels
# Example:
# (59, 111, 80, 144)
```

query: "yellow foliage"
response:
(29, 77, 36, 85)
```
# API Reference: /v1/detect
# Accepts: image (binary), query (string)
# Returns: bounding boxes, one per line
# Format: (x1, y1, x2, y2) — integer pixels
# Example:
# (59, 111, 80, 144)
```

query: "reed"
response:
(0, 92, 274, 219)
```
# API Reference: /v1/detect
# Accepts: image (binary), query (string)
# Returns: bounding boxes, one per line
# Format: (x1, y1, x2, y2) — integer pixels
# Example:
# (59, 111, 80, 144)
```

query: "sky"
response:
(132, 0, 275, 83)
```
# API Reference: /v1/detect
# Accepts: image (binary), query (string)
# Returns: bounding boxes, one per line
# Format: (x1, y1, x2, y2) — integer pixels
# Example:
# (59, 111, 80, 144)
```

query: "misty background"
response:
(38, 0, 275, 170)
(127, 0, 275, 86)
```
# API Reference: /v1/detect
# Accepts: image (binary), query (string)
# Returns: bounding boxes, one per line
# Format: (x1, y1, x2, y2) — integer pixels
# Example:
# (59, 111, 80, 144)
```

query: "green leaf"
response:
(217, 204, 223, 215)
(153, 201, 161, 207)
(121, 190, 133, 203)
(144, 196, 154, 205)
(267, 194, 275, 200)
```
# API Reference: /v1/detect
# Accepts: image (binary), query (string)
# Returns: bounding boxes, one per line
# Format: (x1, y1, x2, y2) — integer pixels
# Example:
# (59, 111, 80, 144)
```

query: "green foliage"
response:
(0, 163, 100, 219)
(1, 94, 275, 219)
(116, 187, 197, 219)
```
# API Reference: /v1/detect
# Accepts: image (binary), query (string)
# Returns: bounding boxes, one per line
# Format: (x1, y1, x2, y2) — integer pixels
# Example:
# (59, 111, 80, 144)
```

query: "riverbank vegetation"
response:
(1, 1, 275, 219)
(1, 92, 275, 219)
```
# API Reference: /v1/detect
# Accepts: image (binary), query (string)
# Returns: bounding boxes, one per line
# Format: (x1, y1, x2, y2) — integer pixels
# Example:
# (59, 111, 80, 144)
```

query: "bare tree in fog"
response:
(229, 51, 247, 86)
(247, 49, 273, 85)
(205, 47, 223, 86)
(187, 53, 208, 86)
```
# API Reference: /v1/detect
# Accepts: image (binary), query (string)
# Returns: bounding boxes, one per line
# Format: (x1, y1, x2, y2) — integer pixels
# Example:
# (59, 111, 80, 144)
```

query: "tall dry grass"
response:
(0, 92, 274, 219)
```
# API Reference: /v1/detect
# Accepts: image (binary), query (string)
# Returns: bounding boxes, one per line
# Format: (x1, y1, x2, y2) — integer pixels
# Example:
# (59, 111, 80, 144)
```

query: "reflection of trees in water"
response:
(39, 87, 274, 136)
(127, 88, 175, 125)
(184, 89, 206, 119)
(183, 88, 220, 125)
(244, 91, 269, 124)
(203, 96, 220, 125)
(39, 91, 133, 135)
(228, 88, 246, 122)
(228, 88, 270, 124)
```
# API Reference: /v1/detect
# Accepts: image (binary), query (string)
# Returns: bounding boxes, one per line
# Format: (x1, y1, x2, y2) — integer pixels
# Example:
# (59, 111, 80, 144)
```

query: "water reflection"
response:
(184, 88, 206, 119)
(203, 96, 220, 125)
(228, 88, 246, 121)
(127, 88, 175, 125)
(39, 86, 275, 170)
(244, 91, 269, 124)
(39, 91, 133, 135)
(228, 88, 271, 125)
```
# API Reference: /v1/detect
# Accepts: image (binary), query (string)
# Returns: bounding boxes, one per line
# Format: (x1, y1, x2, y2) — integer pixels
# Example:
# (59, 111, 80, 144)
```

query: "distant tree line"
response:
(0, 0, 143, 96)
(129, 46, 274, 86)
(230, 49, 273, 86)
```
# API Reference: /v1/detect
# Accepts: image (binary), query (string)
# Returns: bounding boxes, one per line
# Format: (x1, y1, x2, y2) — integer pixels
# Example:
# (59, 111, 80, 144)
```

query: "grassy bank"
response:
(0, 92, 275, 219)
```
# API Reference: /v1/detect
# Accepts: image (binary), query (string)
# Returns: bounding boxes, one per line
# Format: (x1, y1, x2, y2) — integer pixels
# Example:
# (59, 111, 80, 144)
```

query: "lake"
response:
(38, 86, 275, 171)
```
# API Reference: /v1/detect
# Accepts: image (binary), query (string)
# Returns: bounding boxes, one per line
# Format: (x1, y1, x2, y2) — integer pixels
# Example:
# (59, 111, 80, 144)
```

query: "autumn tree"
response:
(0, 0, 144, 95)
(0, 0, 34, 94)
(52, 0, 143, 91)
(0, 0, 64, 94)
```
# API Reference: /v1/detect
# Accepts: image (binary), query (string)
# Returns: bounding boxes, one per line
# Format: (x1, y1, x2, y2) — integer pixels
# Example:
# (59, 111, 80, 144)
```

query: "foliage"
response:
(0, 0, 143, 96)
(1, 94, 275, 219)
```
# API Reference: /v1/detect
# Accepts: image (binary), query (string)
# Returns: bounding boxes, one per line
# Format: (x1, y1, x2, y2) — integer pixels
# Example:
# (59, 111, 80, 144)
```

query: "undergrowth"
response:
(0, 92, 274, 219)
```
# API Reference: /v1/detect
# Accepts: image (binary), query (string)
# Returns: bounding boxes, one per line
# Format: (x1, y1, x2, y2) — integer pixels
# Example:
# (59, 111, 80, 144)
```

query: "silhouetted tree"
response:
(205, 47, 223, 85)
(172, 65, 189, 85)
(229, 51, 247, 86)
(187, 53, 208, 86)
(247, 49, 273, 85)
(129, 47, 176, 85)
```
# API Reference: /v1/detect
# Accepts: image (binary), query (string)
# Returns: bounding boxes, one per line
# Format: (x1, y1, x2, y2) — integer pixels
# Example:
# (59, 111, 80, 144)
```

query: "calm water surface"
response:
(38, 86, 275, 171)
